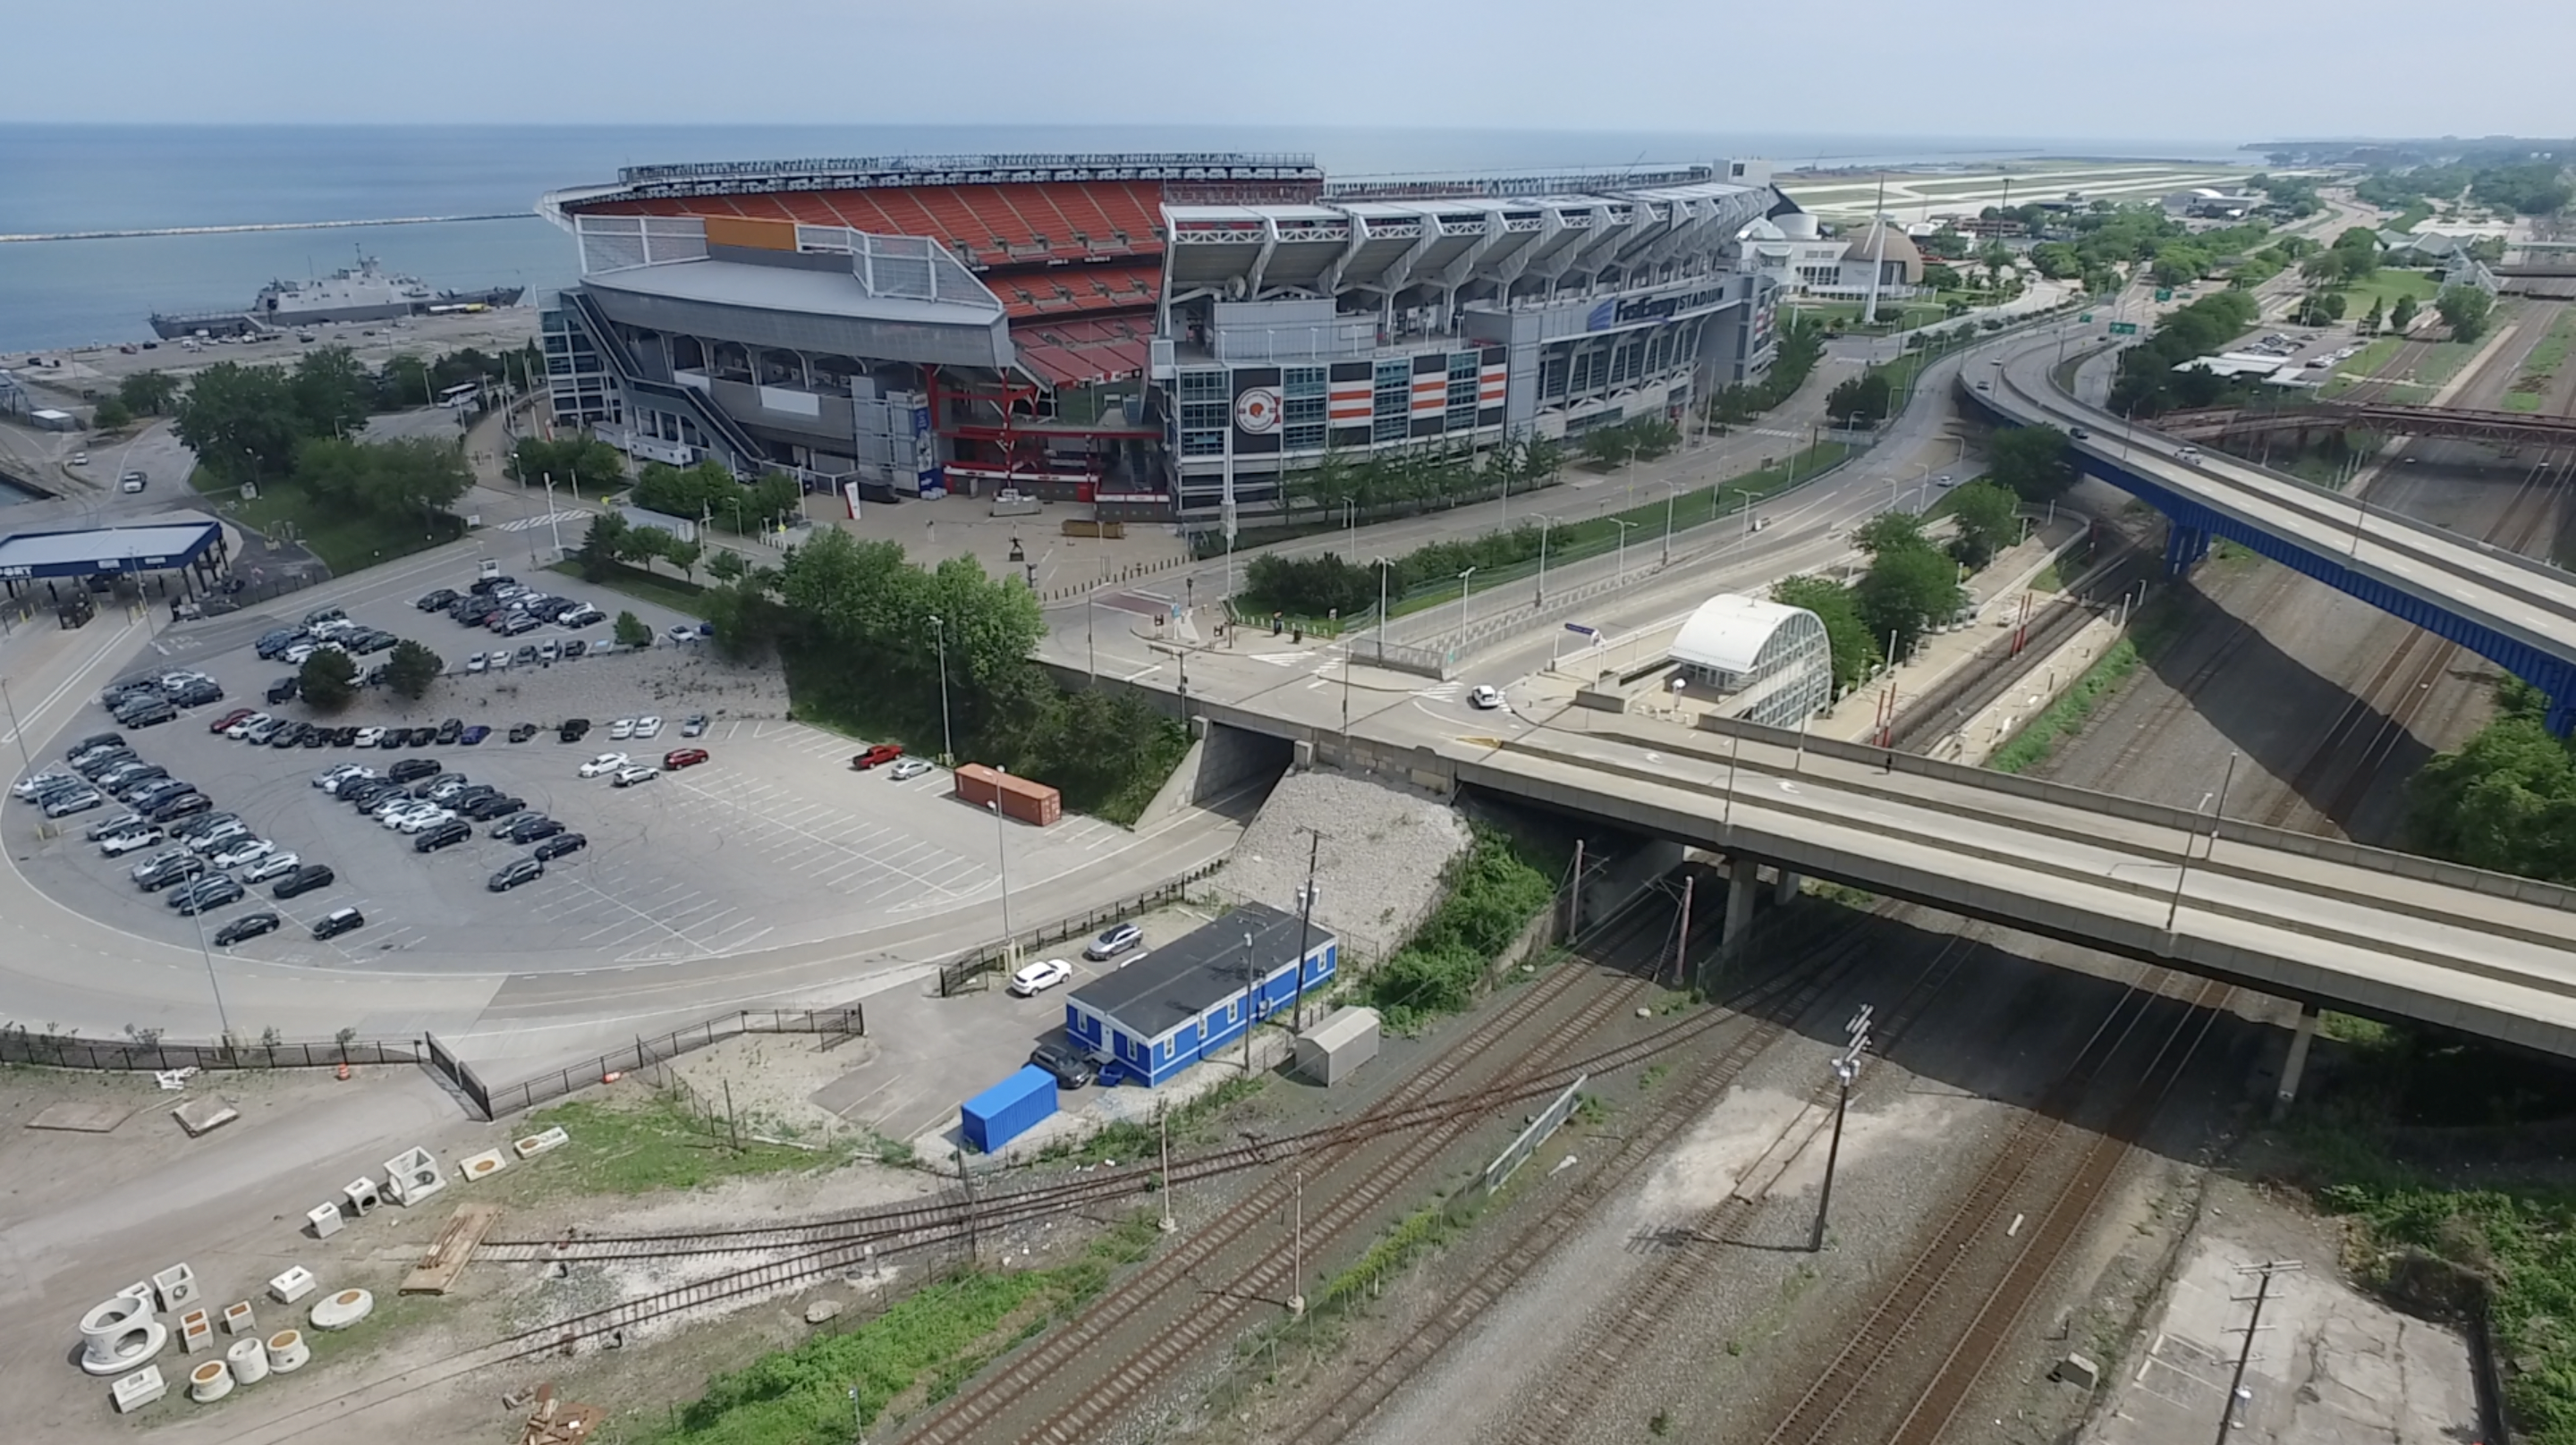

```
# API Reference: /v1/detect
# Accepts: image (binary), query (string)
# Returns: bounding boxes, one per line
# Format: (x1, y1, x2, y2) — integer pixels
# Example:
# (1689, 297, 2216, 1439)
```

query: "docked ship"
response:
(148, 253, 525, 339)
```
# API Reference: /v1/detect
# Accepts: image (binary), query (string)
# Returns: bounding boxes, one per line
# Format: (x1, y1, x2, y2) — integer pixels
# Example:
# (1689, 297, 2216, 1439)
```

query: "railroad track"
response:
(1883, 538, 2149, 755)
(1755, 969, 2229, 1445)
(898, 898, 1687, 1445)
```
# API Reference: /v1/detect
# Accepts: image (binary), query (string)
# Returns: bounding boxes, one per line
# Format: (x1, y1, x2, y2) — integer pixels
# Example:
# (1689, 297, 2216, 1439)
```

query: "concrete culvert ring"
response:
(309, 1289, 373, 1331)
(187, 1359, 233, 1402)
(80, 1295, 168, 1376)
(265, 1329, 309, 1373)
(225, 1336, 269, 1384)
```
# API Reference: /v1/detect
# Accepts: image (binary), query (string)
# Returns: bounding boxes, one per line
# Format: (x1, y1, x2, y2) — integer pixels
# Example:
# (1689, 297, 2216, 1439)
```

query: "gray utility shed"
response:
(1294, 1005, 1380, 1086)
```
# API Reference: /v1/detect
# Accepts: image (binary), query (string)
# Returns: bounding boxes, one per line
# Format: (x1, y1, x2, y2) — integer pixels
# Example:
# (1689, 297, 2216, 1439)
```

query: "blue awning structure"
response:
(0, 519, 223, 582)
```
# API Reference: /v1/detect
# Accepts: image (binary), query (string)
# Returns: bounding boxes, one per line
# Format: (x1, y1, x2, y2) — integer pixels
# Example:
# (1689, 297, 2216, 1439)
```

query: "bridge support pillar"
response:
(1774, 867, 1800, 907)
(1722, 858, 1760, 950)
(2162, 521, 2210, 576)
(2272, 1002, 2322, 1120)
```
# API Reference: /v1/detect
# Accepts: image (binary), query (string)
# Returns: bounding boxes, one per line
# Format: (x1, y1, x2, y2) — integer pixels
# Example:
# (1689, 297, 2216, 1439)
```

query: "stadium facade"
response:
(537, 152, 1804, 528)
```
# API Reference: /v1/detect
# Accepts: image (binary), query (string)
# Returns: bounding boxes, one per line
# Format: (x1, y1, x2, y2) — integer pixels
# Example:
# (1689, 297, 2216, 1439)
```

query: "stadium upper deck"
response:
(537, 153, 1797, 525)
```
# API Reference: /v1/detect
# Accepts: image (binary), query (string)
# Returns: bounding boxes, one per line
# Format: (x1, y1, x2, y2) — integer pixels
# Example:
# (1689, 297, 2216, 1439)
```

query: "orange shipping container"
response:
(953, 763, 1062, 826)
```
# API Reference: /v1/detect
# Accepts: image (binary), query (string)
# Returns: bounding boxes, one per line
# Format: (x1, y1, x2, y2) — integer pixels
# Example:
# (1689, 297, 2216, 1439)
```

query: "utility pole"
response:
(1240, 929, 1258, 1071)
(955, 1148, 979, 1265)
(1292, 826, 1326, 1032)
(1672, 874, 1695, 988)
(1566, 839, 1586, 946)
(1158, 1106, 1177, 1232)
(1287, 1169, 1307, 1318)
(1809, 1004, 1874, 1253)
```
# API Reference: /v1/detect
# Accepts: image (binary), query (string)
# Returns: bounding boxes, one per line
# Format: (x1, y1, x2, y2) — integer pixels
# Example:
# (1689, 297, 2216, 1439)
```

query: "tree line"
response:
(1704, 317, 1826, 427)
(2106, 290, 2265, 417)
(1273, 435, 1567, 531)
(171, 348, 474, 528)
(691, 528, 1187, 824)
(2411, 681, 2576, 882)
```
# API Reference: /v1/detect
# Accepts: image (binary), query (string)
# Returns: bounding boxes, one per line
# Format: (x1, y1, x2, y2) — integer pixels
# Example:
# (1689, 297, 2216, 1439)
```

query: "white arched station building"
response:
(1670, 594, 1832, 726)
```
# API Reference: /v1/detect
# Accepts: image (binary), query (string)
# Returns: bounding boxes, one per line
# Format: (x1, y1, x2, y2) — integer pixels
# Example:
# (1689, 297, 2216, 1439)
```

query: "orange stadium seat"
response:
(1043, 185, 1118, 248)
(965, 188, 1041, 251)
(779, 194, 841, 226)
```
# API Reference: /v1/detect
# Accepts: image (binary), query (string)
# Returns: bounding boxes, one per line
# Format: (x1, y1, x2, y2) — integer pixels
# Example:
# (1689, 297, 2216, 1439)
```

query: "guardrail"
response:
(432, 1005, 868, 1120)
(0, 1027, 423, 1073)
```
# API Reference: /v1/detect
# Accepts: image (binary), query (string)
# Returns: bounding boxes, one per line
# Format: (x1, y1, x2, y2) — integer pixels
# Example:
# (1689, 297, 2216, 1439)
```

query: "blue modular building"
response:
(1063, 902, 1338, 1087)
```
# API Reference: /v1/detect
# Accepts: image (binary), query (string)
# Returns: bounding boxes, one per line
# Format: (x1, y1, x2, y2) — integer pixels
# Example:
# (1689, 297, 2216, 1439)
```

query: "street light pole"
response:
(1534, 516, 1555, 605)
(0, 673, 34, 777)
(991, 766, 1015, 960)
(1455, 567, 1475, 644)
(183, 878, 235, 1046)
(1292, 825, 1325, 1033)
(929, 614, 953, 766)
(2165, 752, 2240, 934)
(1372, 557, 1392, 665)
(1661, 482, 1678, 566)
(1809, 1004, 1873, 1253)
(1611, 518, 1637, 584)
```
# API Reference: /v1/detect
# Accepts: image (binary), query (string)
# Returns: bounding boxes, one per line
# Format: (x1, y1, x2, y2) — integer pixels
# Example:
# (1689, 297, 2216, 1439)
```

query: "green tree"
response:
(92, 397, 133, 430)
(2027, 241, 2080, 279)
(622, 525, 674, 575)
(613, 611, 652, 649)
(2330, 226, 2383, 279)
(2294, 289, 2347, 326)
(1855, 545, 1964, 661)
(1826, 369, 1894, 426)
(507, 435, 628, 494)
(1944, 480, 2019, 570)
(1988, 426, 2078, 502)
(2391, 294, 2420, 332)
(1922, 261, 1963, 292)
(117, 370, 180, 416)
(2360, 298, 2385, 335)
(707, 549, 747, 586)
(575, 511, 631, 581)
(289, 347, 377, 435)
(1770, 574, 1878, 692)
(380, 353, 435, 410)
(751, 471, 805, 529)
(1852, 509, 1930, 557)
(383, 638, 442, 700)
(2410, 685, 2576, 882)
(172, 361, 303, 486)
(359, 437, 473, 524)
(2436, 285, 2496, 343)
(298, 648, 360, 712)
(665, 536, 703, 583)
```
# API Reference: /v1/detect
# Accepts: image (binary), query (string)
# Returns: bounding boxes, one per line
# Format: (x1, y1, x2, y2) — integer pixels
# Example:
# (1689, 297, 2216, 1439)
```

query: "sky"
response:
(8, 0, 2570, 141)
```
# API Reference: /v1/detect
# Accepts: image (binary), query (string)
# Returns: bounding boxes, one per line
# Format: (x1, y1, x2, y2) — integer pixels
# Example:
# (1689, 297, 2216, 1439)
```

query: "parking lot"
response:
(7, 559, 1131, 974)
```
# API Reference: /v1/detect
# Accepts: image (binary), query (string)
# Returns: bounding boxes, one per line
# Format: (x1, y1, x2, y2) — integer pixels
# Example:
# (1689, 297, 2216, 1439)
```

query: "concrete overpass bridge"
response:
(1974, 334, 2576, 731)
(1157, 688, 2576, 1069)
(2154, 400, 2576, 448)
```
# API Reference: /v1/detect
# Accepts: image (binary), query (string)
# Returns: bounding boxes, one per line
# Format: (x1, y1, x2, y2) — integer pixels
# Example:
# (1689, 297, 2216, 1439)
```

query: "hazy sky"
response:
(10, 0, 2567, 140)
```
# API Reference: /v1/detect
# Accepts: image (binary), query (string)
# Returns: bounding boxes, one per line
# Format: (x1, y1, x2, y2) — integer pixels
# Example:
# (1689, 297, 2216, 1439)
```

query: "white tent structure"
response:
(1670, 594, 1832, 725)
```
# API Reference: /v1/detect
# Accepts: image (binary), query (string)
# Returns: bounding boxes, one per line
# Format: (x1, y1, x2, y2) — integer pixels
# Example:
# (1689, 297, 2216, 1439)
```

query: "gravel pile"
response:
(286, 646, 791, 732)
(1212, 771, 1468, 964)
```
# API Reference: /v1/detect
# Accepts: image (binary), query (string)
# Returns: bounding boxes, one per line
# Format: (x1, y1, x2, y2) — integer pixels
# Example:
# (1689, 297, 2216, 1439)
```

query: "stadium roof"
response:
(583, 256, 1001, 325)
(0, 519, 221, 580)
(1673, 594, 1809, 674)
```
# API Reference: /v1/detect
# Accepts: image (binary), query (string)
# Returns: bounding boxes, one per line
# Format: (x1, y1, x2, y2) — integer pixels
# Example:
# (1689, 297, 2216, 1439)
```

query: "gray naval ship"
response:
(150, 252, 524, 339)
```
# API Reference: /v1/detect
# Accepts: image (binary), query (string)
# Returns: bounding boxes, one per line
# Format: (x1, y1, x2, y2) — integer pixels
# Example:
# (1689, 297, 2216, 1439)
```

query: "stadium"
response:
(538, 152, 1802, 528)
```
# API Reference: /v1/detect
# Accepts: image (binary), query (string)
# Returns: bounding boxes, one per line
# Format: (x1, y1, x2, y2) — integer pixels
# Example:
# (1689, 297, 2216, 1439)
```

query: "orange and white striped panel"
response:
(1411, 376, 1447, 418)
(1328, 379, 1372, 422)
(1479, 361, 1506, 406)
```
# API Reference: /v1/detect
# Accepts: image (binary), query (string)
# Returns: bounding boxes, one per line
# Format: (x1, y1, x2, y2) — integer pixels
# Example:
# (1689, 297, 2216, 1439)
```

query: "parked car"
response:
(1009, 958, 1074, 997)
(85, 809, 148, 841)
(387, 757, 442, 784)
(507, 723, 539, 744)
(172, 876, 246, 915)
(1028, 1040, 1097, 1089)
(579, 752, 630, 778)
(311, 907, 366, 941)
(1469, 684, 1504, 710)
(460, 724, 490, 746)
(611, 765, 657, 789)
(225, 712, 270, 740)
(561, 639, 589, 659)
(149, 792, 213, 824)
(681, 714, 708, 738)
(15, 769, 80, 800)
(634, 715, 664, 739)
(213, 911, 283, 947)
(663, 748, 708, 771)
(851, 743, 904, 771)
(502, 815, 564, 844)
(274, 865, 336, 900)
(416, 588, 460, 612)
(117, 697, 178, 727)
(487, 857, 545, 892)
(1085, 923, 1144, 961)
(413, 819, 473, 852)
(209, 706, 255, 734)
(66, 730, 128, 758)
(435, 719, 463, 746)
(558, 718, 593, 742)
(210, 838, 275, 869)
(99, 826, 165, 857)
(43, 786, 106, 818)
(241, 852, 301, 884)
(609, 718, 636, 740)
(531, 832, 587, 861)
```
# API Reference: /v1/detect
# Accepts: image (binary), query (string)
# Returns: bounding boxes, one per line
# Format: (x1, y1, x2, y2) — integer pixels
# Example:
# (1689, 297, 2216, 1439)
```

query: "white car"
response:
(314, 763, 366, 789)
(283, 644, 317, 665)
(1469, 684, 1504, 710)
(610, 765, 657, 788)
(371, 796, 422, 822)
(226, 712, 271, 739)
(634, 715, 664, 739)
(609, 718, 636, 739)
(353, 726, 386, 748)
(397, 807, 455, 834)
(665, 624, 695, 644)
(1008, 958, 1074, 997)
(888, 757, 933, 782)
(186, 822, 250, 855)
(489, 649, 513, 671)
(323, 766, 378, 796)
(241, 852, 301, 883)
(211, 838, 275, 869)
(13, 771, 79, 799)
(99, 827, 165, 857)
(579, 753, 630, 778)
(466, 652, 487, 673)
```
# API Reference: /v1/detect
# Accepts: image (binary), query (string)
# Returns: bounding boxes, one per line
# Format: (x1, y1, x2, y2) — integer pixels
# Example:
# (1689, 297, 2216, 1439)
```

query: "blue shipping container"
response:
(961, 1065, 1057, 1153)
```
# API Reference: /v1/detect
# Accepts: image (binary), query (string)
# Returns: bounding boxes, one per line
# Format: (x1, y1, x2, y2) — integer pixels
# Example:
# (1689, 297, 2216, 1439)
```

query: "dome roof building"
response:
(1835, 219, 1924, 286)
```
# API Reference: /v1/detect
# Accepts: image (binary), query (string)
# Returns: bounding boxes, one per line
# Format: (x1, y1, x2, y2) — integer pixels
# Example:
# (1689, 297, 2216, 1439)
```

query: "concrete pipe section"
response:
(79, 1294, 167, 1377)
(225, 1335, 270, 1384)
(309, 1288, 373, 1331)
(263, 1329, 309, 1373)
(185, 1359, 233, 1403)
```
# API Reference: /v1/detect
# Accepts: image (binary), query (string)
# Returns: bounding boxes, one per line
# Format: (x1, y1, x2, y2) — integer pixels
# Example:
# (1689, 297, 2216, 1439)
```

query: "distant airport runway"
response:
(0, 213, 530, 243)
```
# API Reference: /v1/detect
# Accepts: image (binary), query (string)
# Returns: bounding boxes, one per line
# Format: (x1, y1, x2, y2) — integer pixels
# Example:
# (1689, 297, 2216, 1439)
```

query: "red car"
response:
(662, 748, 709, 771)
(208, 706, 255, 734)
(851, 743, 904, 771)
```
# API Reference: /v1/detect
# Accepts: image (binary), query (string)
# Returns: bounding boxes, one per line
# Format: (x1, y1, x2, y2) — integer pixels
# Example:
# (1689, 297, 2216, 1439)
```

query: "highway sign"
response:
(2109, 322, 2140, 336)
(2154, 288, 2174, 302)
(2079, 312, 2094, 323)
(1564, 623, 1597, 638)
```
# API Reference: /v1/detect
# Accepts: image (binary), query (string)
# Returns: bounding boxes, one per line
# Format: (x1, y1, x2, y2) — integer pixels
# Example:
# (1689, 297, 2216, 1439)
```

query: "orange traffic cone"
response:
(335, 1061, 351, 1081)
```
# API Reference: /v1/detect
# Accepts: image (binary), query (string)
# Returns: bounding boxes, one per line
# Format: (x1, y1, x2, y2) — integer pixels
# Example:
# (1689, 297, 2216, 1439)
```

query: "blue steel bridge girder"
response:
(2090, 454, 2576, 737)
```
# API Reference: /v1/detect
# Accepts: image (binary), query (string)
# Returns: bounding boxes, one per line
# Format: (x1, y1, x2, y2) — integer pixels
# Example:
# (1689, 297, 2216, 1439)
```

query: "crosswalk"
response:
(493, 508, 595, 534)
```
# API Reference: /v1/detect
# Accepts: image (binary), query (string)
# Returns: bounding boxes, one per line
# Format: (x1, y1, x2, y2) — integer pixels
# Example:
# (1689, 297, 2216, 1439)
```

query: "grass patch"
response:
(525, 1089, 862, 1196)
(191, 466, 464, 577)
(2340, 268, 2440, 316)
(2417, 337, 2487, 390)
(635, 1220, 1163, 1444)
(1786, 298, 1952, 333)
(548, 558, 710, 618)
(1035, 1074, 1266, 1169)
(2502, 308, 2576, 414)
(1311, 1200, 1466, 1314)
(1987, 602, 2181, 775)
(2027, 559, 2063, 594)
(1361, 825, 1558, 1031)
